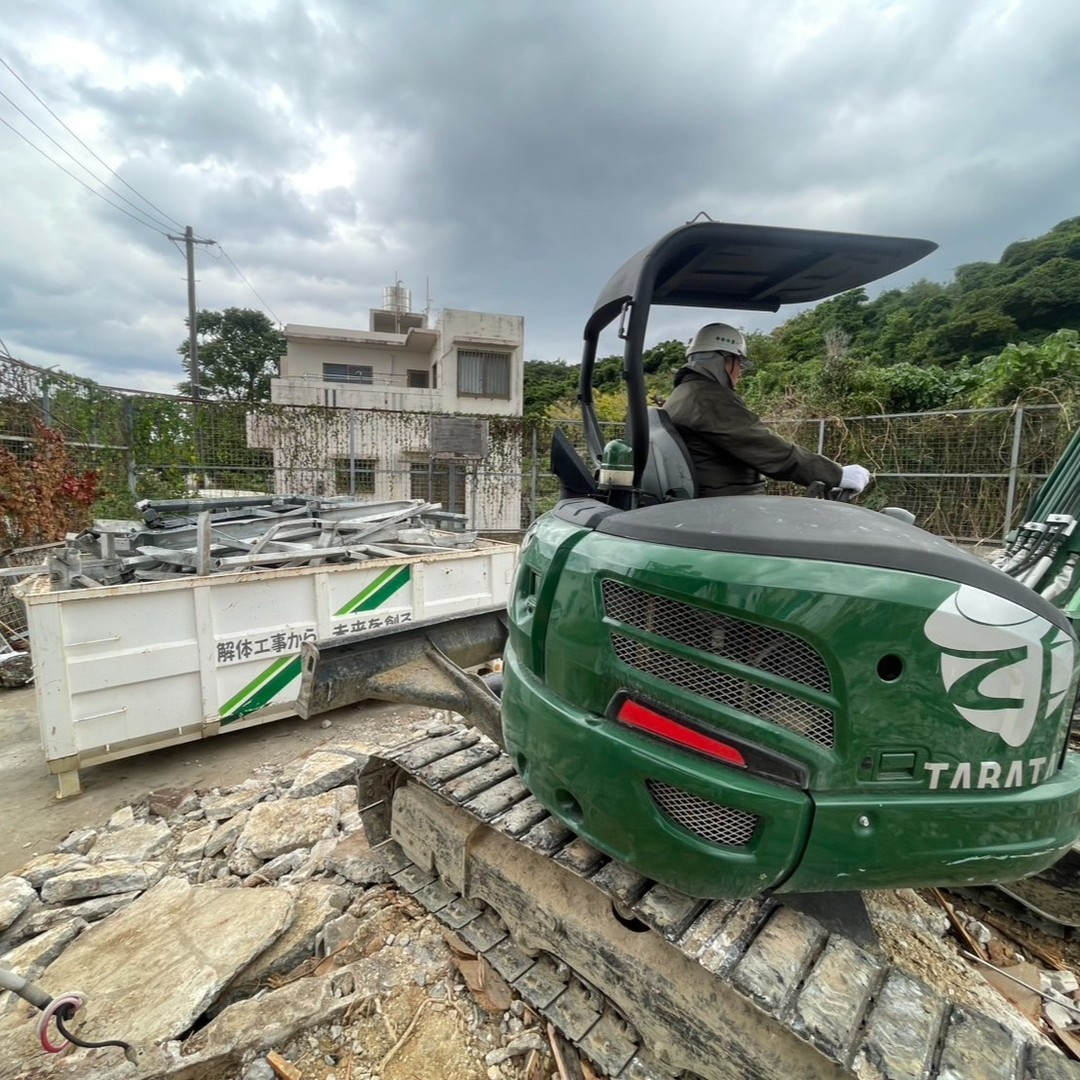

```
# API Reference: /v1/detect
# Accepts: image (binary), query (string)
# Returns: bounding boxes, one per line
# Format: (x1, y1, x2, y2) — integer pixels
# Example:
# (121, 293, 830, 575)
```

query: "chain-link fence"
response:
(771, 405, 1072, 541)
(2, 353, 1074, 549)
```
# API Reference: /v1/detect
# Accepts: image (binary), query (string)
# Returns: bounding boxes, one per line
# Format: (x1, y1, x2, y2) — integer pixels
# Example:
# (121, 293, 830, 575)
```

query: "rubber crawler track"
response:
(357, 727, 1080, 1080)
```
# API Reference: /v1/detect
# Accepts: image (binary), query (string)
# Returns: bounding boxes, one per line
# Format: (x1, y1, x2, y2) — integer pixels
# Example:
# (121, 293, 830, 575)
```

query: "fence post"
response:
(41, 383, 52, 427)
(348, 409, 357, 497)
(529, 424, 538, 526)
(817, 418, 825, 455)
(123, 397, 137, 498)
(1003, 406, 1025, 541)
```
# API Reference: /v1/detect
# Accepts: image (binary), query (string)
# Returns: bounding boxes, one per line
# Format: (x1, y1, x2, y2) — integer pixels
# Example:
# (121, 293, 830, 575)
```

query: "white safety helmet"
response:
(686, 322, 748, 360)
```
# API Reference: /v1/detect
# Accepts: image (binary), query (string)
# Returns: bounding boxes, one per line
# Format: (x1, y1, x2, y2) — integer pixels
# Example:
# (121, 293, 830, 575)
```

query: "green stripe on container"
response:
(335, 564, 411, 617)
(220, 655, 301, 725)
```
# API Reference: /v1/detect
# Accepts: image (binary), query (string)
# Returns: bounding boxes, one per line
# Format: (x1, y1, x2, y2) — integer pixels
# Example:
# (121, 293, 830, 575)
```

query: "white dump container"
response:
(23, 540, 517, 795)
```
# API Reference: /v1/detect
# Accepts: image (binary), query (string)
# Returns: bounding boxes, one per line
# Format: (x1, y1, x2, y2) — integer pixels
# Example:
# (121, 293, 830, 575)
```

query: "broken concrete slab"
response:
(175, 822, 214, 862)
(107, 806, 136, 831)
(283, 837, 339, 883)
(287, 750, 361, 800)
(319, 913, 360, 957)
(35, 876, 293, 1048)
(147, 786, 200, 819)
(235, 791, 340, 862)
(39, 861, 164, 904)
(11, 852, 88, 890)
(216, 882, 346, 1009)
(202, 786, 273, 822)
(181, 956, 372, 1066)
(0, 891, 140, 950)
(90, 821, 174, 863)
(242, 849, 308, 887)
(0, 919, 88, 1017)
(227, 847, 264, 878)
(323, 831, 389, 887)
(0, 876, 36, 931)
(205, 809, 249, 857)
(56, 828, 97, 855)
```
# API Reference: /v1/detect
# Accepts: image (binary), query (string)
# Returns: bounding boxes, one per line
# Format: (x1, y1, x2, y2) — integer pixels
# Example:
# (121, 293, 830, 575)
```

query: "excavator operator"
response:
(661, 322, 871, 498)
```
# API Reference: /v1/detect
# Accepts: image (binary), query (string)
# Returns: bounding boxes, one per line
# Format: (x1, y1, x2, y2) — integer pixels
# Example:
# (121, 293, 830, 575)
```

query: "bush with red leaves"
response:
(0, 420, 99, 549)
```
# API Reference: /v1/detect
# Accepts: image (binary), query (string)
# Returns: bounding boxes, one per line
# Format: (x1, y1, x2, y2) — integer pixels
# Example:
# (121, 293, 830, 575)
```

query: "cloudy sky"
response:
(1, 0, 1078, 393)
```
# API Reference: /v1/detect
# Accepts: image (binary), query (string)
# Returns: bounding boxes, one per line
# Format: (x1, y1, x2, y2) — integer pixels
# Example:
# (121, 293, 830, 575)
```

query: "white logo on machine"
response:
(923, 584, 1074, 748)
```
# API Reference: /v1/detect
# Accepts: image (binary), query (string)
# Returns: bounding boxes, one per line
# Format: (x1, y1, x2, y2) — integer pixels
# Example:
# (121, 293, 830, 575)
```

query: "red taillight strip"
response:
(616, 699, 747, 767)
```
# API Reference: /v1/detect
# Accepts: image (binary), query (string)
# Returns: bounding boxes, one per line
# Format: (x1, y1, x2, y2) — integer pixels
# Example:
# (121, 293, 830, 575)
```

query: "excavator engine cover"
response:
(502, 495, 1080, 898)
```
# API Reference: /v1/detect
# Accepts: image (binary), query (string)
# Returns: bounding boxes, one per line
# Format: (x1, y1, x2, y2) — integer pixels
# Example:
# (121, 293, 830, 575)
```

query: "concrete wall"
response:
(251, 408, 523, 532)
(281, 326, 438, 391)
(279, 310, 524, 417)
(262, 306, 526, 530)
(437, 309, 525, 417)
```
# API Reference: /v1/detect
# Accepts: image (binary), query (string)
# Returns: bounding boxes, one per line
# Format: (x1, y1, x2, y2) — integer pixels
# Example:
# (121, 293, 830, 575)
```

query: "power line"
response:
(0, 85, 175, 233)
(0, 58, 280, 331)
(0, 53, 188, 234)
(0, 114, 168, 236)
(216, 245, 282, 325)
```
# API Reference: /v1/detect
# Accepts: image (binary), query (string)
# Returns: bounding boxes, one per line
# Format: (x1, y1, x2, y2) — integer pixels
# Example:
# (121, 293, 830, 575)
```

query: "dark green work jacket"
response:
(661, 368, 843, 497)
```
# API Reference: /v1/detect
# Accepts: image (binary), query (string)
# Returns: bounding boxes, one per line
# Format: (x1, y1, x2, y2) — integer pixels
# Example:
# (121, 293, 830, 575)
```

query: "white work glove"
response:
(840, 464, 871, 493)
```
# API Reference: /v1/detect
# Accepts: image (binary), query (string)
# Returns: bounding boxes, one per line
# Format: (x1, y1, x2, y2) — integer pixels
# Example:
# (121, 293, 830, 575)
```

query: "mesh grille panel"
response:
(602, 580, 831, 693)
(647, 780, 758, 847)
(612, 634, 835, 748)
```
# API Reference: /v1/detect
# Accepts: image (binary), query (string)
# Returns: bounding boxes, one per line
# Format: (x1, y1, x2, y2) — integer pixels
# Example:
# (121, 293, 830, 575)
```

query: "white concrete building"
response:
(250, 289, 526, 531)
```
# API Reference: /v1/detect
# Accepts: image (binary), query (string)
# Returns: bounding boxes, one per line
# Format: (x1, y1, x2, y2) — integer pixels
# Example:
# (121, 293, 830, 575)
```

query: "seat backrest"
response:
(550, 426, 598, 499)
(639, 408, 698, 503)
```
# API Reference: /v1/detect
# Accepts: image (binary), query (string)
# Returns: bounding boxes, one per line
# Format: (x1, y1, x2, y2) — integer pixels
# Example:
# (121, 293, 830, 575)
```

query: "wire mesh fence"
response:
(2, 353, 1075, 551)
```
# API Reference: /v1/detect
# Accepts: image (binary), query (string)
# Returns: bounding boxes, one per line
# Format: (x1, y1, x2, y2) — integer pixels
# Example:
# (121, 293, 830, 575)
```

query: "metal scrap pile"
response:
(13, 495, 477, 591)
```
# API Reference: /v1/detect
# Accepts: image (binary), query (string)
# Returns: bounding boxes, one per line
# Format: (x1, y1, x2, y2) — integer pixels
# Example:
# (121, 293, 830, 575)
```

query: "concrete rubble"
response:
(0, 651, 32, 688)
(1, 715, 1077, 1079)
(0, 725, 555, 1080)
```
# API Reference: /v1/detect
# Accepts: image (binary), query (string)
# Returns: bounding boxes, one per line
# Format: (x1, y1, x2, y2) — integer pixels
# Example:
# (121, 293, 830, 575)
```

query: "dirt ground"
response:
(0, 683, 430, 878)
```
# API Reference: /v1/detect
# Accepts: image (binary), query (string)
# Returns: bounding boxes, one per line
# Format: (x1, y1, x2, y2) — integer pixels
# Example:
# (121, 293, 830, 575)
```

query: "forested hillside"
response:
(524, 216, 1080, 420)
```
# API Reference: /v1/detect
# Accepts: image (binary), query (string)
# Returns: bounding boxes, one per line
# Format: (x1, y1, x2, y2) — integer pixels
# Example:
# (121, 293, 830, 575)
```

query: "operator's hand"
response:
(840, 464, 871, 493)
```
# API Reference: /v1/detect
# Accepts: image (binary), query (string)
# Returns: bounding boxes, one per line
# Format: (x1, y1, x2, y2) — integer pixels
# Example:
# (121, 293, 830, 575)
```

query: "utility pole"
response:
(167, 226, 215, 398)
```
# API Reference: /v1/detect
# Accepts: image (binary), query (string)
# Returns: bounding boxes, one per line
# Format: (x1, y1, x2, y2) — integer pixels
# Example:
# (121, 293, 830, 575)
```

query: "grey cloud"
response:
(77, 76, 311, 172)
(2, 0, 1080, 383)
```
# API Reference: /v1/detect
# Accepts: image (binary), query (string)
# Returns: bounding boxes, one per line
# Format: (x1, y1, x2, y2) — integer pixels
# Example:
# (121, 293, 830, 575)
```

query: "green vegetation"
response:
(178, 307, 285, 403)
(527, 216, 1080, 421)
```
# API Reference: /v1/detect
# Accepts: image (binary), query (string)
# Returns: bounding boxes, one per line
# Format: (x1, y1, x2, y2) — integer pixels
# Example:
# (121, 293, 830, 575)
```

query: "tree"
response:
(967, 329, 1080, 408)
(177, 307, 285, 403)
(522, 359, 577, 418)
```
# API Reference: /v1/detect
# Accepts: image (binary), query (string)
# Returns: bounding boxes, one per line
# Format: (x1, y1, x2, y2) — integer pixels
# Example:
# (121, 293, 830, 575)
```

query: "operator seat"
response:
(639, 407, 698, 504)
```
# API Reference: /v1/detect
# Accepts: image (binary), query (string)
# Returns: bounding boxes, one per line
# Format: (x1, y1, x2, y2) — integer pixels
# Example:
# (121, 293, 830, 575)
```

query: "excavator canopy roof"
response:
(585, 221, 937, 337)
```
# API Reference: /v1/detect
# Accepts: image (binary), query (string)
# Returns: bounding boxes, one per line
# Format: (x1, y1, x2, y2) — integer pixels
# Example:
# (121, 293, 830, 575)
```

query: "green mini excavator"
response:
(293, 221, 1080, 1078)
(300, 219, 1080, 906)
(500, 220, 1080, 899)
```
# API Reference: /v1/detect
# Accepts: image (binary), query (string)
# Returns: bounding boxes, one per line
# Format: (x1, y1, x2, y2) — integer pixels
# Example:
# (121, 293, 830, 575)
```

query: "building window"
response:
(323, 363, 373, 384)
(409, 458, 466, 514)
(407, 369, 430, 388)
(457, 350, 510, 398)
(334, 457, 376, 496)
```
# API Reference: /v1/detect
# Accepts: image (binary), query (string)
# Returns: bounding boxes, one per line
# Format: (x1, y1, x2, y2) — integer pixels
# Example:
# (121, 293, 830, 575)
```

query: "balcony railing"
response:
(281, 371, 431, 389)
(271, 375, 443, 412)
